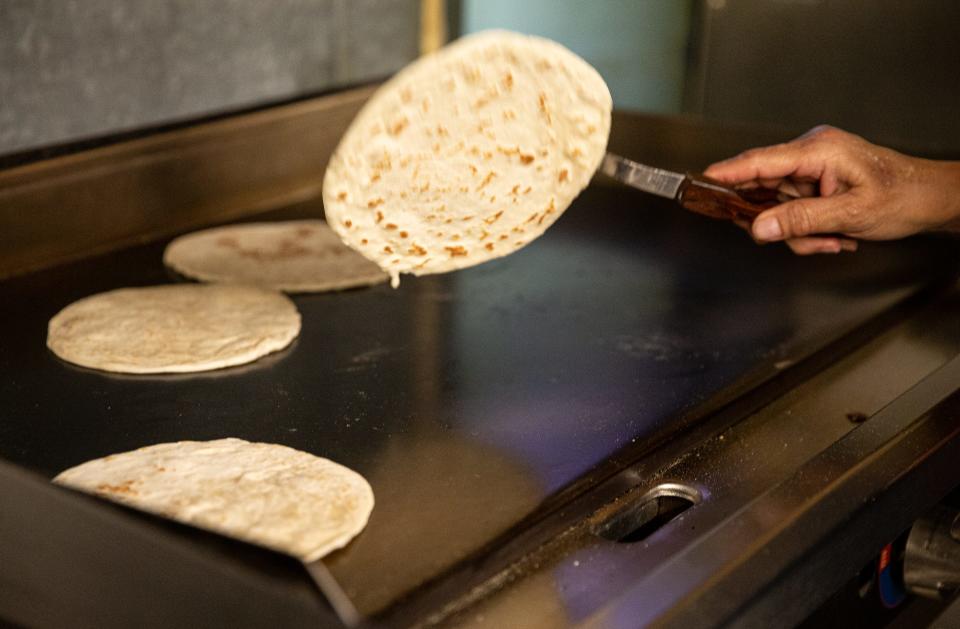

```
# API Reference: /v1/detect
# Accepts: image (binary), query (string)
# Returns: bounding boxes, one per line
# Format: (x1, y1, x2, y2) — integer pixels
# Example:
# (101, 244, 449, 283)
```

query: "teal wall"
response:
(461, 0, 692, 113)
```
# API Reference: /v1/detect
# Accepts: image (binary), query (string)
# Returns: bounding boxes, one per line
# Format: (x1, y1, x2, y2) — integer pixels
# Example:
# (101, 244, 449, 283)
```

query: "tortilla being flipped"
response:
(323, 30, 612, 287)
(47, 284, 300, 374)
(163, 220, 387, 293)
(54, 438, 374, 562)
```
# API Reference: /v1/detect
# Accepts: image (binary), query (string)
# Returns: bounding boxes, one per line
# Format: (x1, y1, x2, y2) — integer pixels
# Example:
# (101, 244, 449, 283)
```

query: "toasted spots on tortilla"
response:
(484, 210, 504, 225)
(47, 284, 302, 373)
(462, 65, 481, 84)
(217, 236, 240, 249)
(476, 171, 496, 190)
(54, 438, 374, 562)
(538, 92, 552, 124)
(321, 30, 611, 285)
(96, 479, 139, 496)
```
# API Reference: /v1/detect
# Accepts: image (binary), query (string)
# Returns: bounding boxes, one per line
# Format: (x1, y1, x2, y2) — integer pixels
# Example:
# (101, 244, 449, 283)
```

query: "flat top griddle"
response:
(1, 183, 956, 618)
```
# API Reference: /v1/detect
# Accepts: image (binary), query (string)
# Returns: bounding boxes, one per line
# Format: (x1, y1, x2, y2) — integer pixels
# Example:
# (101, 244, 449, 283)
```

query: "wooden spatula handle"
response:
(677, 173, 788, 223)
(678, 173, 854, 246)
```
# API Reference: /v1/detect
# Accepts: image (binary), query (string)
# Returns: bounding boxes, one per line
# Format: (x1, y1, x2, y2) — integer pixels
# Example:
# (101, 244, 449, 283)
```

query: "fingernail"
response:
(840, 240, 858, 252)
(753, 216, 783, 241)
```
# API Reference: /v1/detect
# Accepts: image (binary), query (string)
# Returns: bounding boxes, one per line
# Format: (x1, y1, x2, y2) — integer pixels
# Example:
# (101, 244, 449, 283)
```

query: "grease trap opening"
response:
(596, 483, 699, 544)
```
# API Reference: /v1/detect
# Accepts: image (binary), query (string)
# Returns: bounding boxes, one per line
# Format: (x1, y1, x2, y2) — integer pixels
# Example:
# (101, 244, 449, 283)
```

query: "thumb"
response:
(751, 196, 851, 242)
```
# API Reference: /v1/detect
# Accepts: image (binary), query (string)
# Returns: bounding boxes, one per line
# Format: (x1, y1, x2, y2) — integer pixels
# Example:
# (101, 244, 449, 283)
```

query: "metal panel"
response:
(0, 460, 338, 629)
(687, 0, 960, 156)
(0, 86, 373, 280)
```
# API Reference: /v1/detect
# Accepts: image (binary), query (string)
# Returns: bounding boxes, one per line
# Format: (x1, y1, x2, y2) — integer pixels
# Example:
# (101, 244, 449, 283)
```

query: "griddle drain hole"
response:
(595, 483, 699, 544)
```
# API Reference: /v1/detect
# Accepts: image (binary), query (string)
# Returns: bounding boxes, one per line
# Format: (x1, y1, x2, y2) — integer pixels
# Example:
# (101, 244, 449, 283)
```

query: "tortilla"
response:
(54, 438, 374, 562)
(163, 220, 388, 292)
(47, 284, 300, 374)
(322, 30, 612, 287)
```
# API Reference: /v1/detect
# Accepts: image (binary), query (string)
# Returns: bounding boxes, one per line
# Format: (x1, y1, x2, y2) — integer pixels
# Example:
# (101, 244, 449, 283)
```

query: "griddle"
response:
(2, 97, 960, 627)
(2, 175, 958, 621)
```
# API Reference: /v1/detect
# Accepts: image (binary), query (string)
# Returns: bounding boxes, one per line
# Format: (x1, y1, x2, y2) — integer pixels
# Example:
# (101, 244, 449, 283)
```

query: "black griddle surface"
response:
(1, 184, 956, 615)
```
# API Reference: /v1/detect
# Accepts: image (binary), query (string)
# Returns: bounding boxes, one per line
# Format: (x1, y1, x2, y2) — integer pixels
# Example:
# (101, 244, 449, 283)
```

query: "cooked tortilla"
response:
(47, 284, 300, 374)
(163, 220, 387, 293)
(322, 30, 612, 287)
(54, 438, 374, 562)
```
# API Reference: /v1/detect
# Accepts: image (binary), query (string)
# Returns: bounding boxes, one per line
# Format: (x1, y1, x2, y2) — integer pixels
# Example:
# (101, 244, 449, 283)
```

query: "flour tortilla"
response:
(54, 438, 374, 562)
(322, 30, 612, 287)
(163, 220, 387, 293)
(47, 284, 300, 374)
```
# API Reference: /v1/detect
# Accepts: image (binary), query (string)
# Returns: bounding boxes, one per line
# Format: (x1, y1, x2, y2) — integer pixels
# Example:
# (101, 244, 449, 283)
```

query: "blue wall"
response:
(462, 0, 692, 113)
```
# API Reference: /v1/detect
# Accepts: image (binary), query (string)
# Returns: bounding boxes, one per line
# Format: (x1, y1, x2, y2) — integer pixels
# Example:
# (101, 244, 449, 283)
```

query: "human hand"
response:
(704, 125, 960, 254)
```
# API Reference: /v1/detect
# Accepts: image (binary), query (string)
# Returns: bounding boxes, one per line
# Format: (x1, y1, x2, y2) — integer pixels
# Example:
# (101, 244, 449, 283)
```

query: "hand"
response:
(704, 125, 960, 255)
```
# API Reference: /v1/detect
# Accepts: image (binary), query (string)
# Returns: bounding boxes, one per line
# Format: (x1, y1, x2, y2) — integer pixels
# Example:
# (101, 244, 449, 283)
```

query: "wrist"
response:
(925, 161, 960, 232)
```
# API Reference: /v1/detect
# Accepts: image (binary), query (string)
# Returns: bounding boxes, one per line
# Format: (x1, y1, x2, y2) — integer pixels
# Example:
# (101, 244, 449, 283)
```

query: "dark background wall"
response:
(684, 0, 960, 157)
(0, 0, 419, 157)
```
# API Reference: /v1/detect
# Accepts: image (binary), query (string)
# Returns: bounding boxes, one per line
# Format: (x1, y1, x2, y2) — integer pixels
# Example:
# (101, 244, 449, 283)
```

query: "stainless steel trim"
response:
(0, 86, 375, 280)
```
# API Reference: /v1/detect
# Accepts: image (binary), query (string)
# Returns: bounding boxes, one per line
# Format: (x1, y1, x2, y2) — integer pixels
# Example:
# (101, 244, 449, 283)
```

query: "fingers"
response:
(704, 125, 855, 186)
(704, 141, 817, 185)
(785, 236, 858, 255)
(786, 237, 841, 255)
(840, 237, 859, 252)
(751, 196, 855, 242)
(734, 211, 859, 255)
